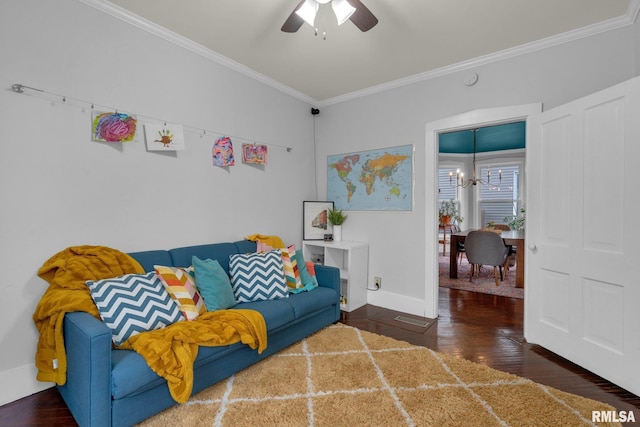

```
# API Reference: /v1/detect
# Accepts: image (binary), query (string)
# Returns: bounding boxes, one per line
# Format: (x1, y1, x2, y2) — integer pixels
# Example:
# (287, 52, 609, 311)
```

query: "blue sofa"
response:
(58, 240, 341, 427)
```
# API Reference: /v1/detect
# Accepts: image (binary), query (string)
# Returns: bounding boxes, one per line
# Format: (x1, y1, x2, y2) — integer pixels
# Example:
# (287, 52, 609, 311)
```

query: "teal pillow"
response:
(295, 250, 316, 288)
(192, 256, 237, 311)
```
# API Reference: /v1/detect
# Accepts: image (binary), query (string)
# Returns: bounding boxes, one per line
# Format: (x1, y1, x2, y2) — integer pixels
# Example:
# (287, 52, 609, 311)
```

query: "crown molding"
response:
(77, 0, 639, 108)
(318, 0, 640, 106)
(77, 0, 318, 106)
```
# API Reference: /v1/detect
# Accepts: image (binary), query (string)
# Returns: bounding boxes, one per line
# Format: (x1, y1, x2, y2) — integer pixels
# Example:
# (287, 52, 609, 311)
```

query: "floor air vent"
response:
(394, 315, 430, 328)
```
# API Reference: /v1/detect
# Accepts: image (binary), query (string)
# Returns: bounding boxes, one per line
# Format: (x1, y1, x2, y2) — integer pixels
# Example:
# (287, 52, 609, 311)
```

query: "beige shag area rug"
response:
(140, 324, 620, 426)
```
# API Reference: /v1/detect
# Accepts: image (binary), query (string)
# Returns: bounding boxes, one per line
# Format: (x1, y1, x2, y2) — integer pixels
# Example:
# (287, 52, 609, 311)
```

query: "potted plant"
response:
(328, 208, 347, 241)
(504, 207, 525, 231)
(439, 199, 463, 225)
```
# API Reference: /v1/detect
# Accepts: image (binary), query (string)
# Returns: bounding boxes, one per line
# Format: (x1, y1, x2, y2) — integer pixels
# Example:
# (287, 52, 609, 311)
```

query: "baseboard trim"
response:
(366, 290, 428, 318)
(0, 363, 52, 406)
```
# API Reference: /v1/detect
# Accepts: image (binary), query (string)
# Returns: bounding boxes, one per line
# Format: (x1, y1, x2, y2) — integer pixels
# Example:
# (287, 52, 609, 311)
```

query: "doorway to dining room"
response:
(437, 123, 525, 299)
(423, 103, 541, 319)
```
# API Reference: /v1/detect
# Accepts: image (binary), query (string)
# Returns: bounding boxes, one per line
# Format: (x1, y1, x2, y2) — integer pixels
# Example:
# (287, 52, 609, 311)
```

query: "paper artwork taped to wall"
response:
(213, 136, 235, 166)
(143, 123, 185, 151)
(241, 143, 268, 164)
(92, 111, 137, 143)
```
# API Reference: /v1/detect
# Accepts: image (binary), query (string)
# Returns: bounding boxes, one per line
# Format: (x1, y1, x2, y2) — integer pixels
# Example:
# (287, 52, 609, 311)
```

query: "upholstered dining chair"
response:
(489, 224, 516, 273)
(464, 230, 509, 286)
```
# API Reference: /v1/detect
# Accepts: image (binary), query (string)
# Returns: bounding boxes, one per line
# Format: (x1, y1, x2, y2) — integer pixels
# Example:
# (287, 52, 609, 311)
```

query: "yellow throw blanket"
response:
(34, 245, 268, 403)
(119, 309, 267, 403)
(33, 245, 145, 385)
(245, 234, 285, 249)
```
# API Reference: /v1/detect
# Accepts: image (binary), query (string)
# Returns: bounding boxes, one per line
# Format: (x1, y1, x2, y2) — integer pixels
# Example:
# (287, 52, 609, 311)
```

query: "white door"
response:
(526, 76, 640, 396)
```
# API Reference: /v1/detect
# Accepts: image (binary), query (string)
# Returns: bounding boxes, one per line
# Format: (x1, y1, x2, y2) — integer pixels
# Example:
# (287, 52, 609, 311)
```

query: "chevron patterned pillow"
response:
(154, 265, 206, 321)
(87, 272, 185, 346)
(229, 250, 288, 302)
(281, 245, 303, 290)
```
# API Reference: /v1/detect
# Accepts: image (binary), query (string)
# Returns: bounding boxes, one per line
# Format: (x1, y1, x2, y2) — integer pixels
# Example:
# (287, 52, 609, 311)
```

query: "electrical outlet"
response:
(374, 276, 382, 289)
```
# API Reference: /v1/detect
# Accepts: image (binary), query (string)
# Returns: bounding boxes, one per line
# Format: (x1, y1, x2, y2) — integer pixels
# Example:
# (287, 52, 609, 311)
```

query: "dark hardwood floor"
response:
(2, 287, 639, 426)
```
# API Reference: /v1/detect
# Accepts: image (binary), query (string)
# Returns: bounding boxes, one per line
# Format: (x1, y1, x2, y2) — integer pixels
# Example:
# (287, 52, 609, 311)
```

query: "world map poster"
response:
(327, 145, 413, 211)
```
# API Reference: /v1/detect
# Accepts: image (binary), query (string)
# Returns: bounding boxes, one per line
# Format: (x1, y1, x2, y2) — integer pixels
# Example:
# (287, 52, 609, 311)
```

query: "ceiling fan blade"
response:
(348, 0, 378, 32)
(281, 0, 306, 32)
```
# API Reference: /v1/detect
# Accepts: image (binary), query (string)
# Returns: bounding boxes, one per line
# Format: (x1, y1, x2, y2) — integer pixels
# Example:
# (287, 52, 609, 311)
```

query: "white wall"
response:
(1, 0, 639, 406)
(0, 0, 314, 404)
(315, 22, 638, 317)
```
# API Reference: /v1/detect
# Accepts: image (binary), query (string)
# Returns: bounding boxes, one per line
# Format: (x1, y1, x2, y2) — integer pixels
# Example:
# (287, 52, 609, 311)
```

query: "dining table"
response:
(449, 229, 525, 288)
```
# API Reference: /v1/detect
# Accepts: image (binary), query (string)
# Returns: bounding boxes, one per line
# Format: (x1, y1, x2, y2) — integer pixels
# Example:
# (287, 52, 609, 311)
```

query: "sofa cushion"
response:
(233, 298, 296, 331)
(86, 272, 184, 346)
(111, 349, 163, 399)
(192, 256, 237, 311)
(169, 243, 238, 273)
(229, 251, 288, 302)
(111, 298, 296, 399)
(284, 287, 338, 319)
(128, 250, 172, 273)
(111, 341, 242, 399)
(234, 239, 257, 254)
(154, 265, 206, 321)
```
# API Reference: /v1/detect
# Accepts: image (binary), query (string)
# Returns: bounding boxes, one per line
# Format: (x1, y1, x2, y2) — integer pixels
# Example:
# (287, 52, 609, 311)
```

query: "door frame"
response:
(423, 104, 541, 319)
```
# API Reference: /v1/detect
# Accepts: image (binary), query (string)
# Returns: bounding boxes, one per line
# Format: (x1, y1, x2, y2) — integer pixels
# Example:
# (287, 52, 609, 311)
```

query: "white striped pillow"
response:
(229, 251, 288, 302)
(87, 272, 184, 346)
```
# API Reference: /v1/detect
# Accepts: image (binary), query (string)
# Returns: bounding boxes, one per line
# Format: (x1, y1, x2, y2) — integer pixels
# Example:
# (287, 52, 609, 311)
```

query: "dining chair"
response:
(451, 224, 466, 265)
(438, 225, 447, 255)
(489, 224, 517, 273)
(438, 223, 455, 256)
(490, 224, 510, 231)
(464, 230, 509, 286)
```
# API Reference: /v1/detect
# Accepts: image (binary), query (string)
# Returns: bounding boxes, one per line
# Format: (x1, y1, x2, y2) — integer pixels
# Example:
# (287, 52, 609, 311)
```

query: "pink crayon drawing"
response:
(242, 143, 268, 164)
(92, 111, 137, 143)
(213, 136, 235, 166)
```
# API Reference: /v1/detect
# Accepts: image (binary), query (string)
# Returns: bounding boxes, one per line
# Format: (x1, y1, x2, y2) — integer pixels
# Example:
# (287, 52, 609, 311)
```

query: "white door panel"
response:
(526, 76, 640, 396)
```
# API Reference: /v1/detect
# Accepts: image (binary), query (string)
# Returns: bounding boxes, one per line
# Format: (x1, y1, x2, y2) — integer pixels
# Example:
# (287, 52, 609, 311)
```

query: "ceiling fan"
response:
(281, 0, 378, 33)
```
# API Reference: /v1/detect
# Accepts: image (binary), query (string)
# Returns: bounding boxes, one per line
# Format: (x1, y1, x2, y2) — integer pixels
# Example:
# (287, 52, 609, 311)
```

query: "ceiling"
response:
(99, 0, 634, 104)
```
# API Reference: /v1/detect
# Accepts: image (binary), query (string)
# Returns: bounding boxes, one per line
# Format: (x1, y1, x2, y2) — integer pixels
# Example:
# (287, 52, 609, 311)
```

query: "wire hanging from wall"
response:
(10, 83, 293, 152)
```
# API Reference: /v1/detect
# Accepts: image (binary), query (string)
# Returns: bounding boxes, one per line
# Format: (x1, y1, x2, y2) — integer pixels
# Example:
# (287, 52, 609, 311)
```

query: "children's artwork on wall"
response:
(213, 136, 235, 166)
(242, 143, 268, 164)
(143, 123, 185, 151)
(92, 111, 137, 142)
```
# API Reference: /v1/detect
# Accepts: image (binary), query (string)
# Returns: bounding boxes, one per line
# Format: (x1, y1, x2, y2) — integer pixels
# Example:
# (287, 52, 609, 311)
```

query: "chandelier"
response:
(450, 129, 502, 188)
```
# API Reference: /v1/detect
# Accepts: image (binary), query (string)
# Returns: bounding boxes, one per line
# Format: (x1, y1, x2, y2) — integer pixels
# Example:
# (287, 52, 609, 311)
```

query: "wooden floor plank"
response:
(2, 287, 638, 426)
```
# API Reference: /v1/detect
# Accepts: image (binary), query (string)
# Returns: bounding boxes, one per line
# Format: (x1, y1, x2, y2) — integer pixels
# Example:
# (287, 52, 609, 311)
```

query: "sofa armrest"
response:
(59, 312, 112, 427)
(314, 264, 340, 294)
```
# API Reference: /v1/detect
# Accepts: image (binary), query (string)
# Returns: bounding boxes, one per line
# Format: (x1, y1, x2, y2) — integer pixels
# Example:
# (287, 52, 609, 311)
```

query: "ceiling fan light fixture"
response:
(282, 0, 377, 33)
(332, 0, 356, 25)
(295, 0, 319, 27)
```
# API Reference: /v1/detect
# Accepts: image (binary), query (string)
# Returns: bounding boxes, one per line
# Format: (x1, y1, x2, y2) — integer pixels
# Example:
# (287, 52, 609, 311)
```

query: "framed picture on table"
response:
(303, 201, 334, 240)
